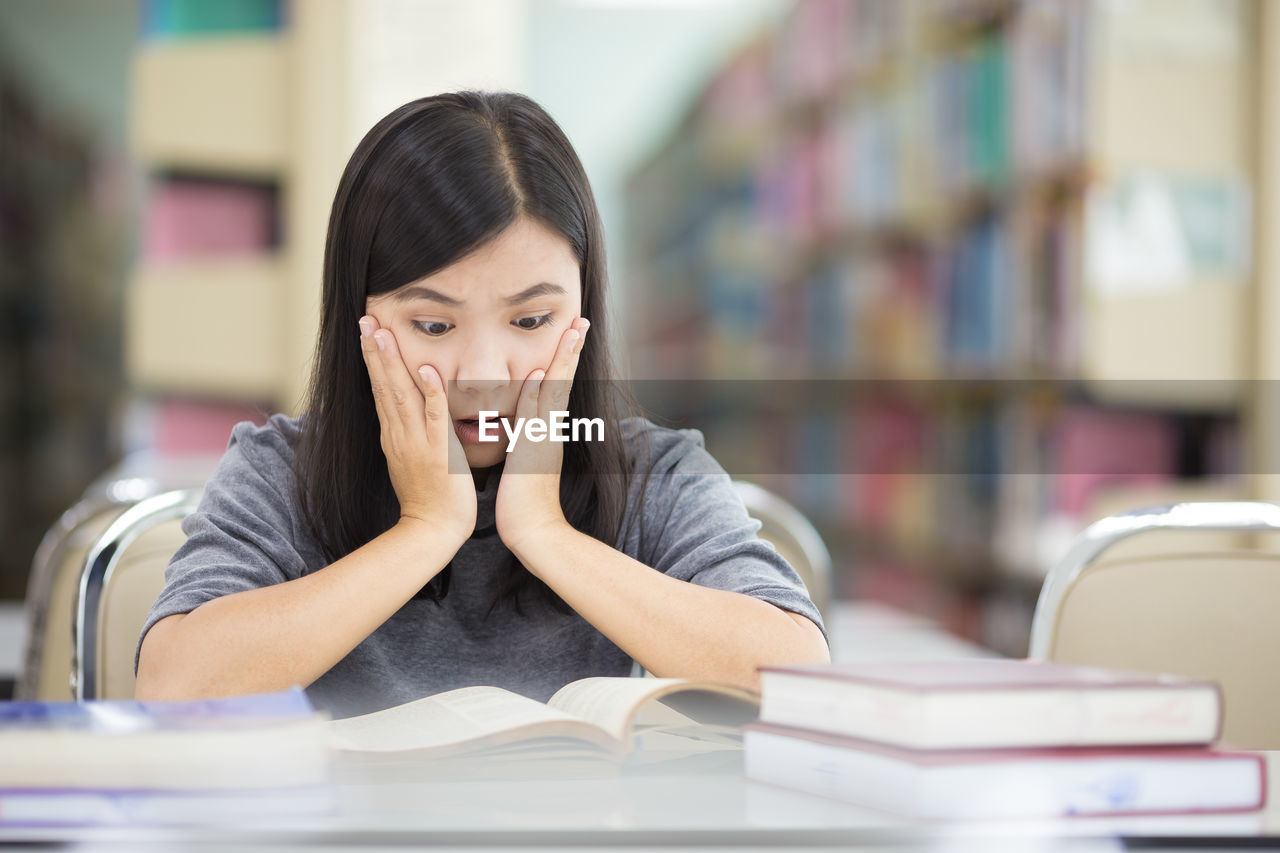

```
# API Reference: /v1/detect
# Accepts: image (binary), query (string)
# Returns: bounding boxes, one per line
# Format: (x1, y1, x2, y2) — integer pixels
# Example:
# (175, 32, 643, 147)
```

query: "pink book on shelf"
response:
(1052, 408, 1177, 518)
(143, 179, 275, 259)
(845, 402, 928, 531)
(153, 400, 268, 455)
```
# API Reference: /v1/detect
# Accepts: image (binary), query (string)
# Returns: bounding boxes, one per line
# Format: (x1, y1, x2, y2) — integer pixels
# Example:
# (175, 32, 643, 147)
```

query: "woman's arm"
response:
(137, 317, 479, 701)
(508, 522, 830, 693)
(134, 517, 465, 700)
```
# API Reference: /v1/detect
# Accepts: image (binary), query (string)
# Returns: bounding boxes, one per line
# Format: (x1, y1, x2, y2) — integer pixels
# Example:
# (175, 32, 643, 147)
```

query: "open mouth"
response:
(453, 413, 512, 445)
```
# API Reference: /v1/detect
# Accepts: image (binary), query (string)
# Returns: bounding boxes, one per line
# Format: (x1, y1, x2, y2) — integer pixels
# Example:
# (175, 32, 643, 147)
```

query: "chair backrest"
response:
(21, 454, 220, 700)
(18, 478, 165, 700)
(732, 480, 832, 623)
(1030, 501, 1280, 749)
(73, 489, 202, 700)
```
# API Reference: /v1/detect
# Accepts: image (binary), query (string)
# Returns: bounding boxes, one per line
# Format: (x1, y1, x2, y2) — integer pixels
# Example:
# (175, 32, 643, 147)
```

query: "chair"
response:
(19, 450, 220, 701)
(625, 481, 833, 678)
(1028, 501, 1280, 749)
(72, 488, 202, 700)
(18, 477, 163, 700)
(733, 480, 833, 625)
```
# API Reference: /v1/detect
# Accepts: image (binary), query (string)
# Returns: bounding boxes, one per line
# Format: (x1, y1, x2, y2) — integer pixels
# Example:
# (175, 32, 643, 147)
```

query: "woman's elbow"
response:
(133, 614, 194, 701)
(743, 609, 830, 693)
(780, 609, 831, 663)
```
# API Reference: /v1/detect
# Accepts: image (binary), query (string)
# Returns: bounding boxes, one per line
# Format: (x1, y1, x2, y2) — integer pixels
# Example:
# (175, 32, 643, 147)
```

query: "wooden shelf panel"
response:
(125, 256, 286, 400)
(130, 35, 289, 177)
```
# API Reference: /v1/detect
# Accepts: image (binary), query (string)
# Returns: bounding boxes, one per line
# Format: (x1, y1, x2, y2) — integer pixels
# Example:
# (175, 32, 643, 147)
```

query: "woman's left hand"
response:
(495, 316, 590, 554)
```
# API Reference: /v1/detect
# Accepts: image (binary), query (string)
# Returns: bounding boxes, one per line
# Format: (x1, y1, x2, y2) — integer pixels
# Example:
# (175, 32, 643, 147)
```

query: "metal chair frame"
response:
(732, 479, 833, 619)
(1028, 500, 1280, 659)
(18, 476, 168, 700)
(72, 488, 203, 700)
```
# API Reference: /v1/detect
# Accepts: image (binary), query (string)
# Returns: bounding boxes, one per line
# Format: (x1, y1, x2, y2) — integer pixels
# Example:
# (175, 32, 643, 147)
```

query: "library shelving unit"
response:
(622, 0, 1257, 653)
(123, 0, 347, 456)
(121, 0, 528, 459)
(0, 62, 128, 600)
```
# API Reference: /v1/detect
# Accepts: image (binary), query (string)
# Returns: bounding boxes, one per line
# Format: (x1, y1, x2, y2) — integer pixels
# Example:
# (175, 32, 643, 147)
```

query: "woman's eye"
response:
(512, 313, 554, 331)
(413, 321, 453, 337)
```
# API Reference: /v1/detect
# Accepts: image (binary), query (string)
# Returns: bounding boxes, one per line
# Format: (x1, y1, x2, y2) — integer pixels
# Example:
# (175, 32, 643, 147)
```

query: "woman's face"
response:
(364, 216, 584, 471)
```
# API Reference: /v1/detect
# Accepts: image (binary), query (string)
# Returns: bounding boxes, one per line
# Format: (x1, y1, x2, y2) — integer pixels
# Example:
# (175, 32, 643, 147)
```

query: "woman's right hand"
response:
(359, 315, 477, 544)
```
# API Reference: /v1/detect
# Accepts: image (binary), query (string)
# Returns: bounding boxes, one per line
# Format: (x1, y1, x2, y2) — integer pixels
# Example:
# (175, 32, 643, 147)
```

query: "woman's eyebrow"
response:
(392, 282, 567, 306)
(504, 282, 567, 305)
(392, 285, 463, 306)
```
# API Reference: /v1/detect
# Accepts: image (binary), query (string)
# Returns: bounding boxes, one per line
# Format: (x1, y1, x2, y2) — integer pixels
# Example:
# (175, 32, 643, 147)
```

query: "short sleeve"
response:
(134, 417, 311, 674)
(632, 423, 828, 646)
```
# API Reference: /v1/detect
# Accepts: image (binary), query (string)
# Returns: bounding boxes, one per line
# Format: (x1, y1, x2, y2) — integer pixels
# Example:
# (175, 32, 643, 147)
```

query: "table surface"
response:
(3, 601, 1276, 851)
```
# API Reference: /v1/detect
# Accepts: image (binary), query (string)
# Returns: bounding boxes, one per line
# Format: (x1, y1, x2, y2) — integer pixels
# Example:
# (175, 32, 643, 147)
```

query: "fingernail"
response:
(374, 330, 387, 351)
(567, 330, 580, 345)
(418, 366, 431, 382)
(579, 318, 590, 332)
(533, 370, 546, 385)
(359, 317, 372, 337)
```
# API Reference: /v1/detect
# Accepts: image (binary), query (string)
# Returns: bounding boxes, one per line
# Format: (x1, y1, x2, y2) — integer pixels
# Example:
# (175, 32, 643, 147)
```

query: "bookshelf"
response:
(622, 0, 1256, 654)
(121, 0, 527, 457)
(0, 60, 127, 600)
(122, 0, 353, 456)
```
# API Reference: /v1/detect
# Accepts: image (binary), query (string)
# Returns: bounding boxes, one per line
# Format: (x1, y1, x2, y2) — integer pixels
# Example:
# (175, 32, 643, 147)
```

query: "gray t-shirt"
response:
(136, 414, 827, 718)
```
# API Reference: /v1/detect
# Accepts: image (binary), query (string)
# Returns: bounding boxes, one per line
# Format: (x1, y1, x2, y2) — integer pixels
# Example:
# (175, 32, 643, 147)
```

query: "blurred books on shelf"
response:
(0, 43, 132, 598)
(623, 0, 1253, 656)
(124, 0, 295, 464)
(141, 0, 284, 39)
(142, 177, 278, 260)
(122, 397, 269, 458)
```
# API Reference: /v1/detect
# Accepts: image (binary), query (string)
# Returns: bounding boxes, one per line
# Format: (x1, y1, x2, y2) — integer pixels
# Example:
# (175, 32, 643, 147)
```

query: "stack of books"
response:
(0, 687, 335, 827)
(744, 660, 1266, 820)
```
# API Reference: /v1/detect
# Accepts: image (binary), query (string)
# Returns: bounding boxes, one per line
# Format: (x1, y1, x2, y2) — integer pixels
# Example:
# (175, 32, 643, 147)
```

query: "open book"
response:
(325, 677, 760, 762)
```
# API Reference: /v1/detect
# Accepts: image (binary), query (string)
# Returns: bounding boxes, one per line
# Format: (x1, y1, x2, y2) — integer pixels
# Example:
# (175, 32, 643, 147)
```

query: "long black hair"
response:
(294, 90, 649, 615)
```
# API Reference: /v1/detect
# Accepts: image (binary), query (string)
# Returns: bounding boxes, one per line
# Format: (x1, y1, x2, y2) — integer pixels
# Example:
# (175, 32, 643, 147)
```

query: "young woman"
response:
(134, 91, 829, 718)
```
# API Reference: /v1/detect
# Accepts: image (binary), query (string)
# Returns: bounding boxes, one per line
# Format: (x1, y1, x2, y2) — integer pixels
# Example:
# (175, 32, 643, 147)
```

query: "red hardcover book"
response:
(744, 721, 1265, 820)
(758, 659, 1222, 750)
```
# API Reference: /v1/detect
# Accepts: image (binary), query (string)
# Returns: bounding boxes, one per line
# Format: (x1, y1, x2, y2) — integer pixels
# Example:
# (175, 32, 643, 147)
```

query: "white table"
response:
(5, 600, 1276, 849)
(827, 600, 1000, 663)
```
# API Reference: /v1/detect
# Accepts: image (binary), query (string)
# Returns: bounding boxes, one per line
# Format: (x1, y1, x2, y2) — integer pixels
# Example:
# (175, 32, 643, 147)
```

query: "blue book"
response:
(0, 685, 313, 731)
(141, 0, 284, 39)
(0, 688, 331, 792)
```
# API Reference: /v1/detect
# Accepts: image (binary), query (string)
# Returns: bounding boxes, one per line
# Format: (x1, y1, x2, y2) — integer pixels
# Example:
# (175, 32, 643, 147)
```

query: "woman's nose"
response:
(453, 335, 510, 392)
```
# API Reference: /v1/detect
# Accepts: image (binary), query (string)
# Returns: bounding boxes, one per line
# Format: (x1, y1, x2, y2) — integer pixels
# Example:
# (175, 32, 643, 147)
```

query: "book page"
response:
(547, 678, 759, 742)
(326, 686, 601, 755)
(547, 678, 689, 740)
